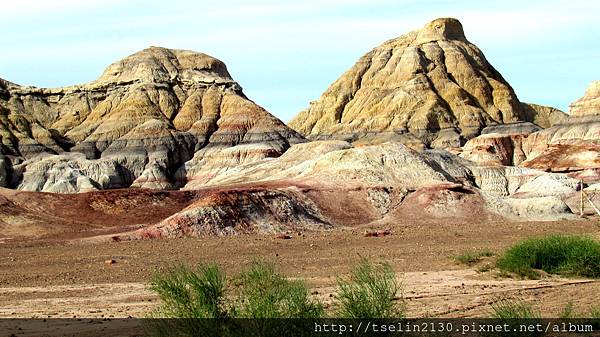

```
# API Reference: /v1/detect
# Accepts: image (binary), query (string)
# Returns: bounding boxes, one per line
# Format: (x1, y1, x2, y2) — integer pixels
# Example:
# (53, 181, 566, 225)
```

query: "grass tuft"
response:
(147, 263, 228, 337)
(234, 260, 324, 318)
(590, 306, 600, 319)
(150, 263, 227, 319)
(491, 298, 541, 319)
(496, 235, 600, 279)
(335, 258, 403, 318)
(453, 250, 495, 266)
(559, 302, 576, 319)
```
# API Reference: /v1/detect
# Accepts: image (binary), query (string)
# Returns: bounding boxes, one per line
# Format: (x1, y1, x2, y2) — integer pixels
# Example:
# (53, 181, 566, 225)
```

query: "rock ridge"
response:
(0, 47, 304, 192)
(289, 18, 560, 149)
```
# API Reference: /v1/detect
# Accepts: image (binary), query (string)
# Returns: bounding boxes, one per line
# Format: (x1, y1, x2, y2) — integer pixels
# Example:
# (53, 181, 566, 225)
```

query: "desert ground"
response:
(1, 216, 598, 319)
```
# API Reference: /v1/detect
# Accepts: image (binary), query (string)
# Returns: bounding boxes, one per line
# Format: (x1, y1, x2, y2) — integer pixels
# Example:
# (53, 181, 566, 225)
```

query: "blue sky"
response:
(1, 0, 598, 122)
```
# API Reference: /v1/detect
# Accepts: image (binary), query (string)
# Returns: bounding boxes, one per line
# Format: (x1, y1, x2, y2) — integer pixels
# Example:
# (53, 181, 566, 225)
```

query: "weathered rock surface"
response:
(289, 18, 546, 148)
(520, 103, 567, 128)
(174, 141, 577, 226)
(458, 122, 540, 166)
(129, 187, 336, 238)
(466, 165, 578, 220)
(0, 187, 201, 240)
(0, 28, 591, 238)
(521, 81, 600, 172)
(0, 47, 304, 192)
(15, 154, 126, 193)
(569, 81, 600, 116)
(483, 193, 573, 221)
(188, 141, 475, 190)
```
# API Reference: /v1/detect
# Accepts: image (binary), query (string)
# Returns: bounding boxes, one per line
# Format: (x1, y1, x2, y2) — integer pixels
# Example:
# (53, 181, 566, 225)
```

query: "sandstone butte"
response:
(0, 47, 304, 192)
(288, 18, 566, 149)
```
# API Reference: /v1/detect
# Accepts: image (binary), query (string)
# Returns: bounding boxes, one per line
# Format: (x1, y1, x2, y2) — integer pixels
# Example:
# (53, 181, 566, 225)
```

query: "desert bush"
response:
(335, 258, 403, 318)
(234, 260, 324, 318)
(496, 235, 600, 279)
(453, 249, 495, 266)
(147, 263, 228, 337)
(150, 263, 227, 319)
(559, 302, 576, 319)
(150, 260, 323, 320)
(491, 298, 541, 319)
(150, 258, 411, 328)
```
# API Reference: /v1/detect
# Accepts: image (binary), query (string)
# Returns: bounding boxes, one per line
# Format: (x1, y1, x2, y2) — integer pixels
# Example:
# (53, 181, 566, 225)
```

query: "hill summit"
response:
(289, 18, 560, 148)
(0, 47, 304, 192)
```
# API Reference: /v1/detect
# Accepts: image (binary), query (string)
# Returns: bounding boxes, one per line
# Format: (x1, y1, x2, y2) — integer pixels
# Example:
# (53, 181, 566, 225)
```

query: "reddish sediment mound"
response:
(0, 188, 199, 241)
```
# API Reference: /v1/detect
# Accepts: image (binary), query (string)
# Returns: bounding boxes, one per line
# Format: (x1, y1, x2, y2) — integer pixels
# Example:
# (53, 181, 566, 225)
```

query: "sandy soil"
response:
(1, 218, 598, 318)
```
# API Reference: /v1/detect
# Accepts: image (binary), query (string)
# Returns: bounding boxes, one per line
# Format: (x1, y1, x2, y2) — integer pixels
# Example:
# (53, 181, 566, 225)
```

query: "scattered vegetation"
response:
(150, 263, 227, 319)
(151, 254, 600, 325)
(590, 306, 600, 319)
(234, 260, 323, 318)
(559, 302, 575, 319)
(557, 303, 600, 318)
(453, 249, 495, 266)
(149, 258, 404, 321)
(148, 263, 229, 337)
(491, 299, 600, 319)
(476, 264, 494, 273)
(150, 261, 323, 320)
(496, 235, 600, 279)
(491, 298, 541, 319)
(335, 258, 404, 318)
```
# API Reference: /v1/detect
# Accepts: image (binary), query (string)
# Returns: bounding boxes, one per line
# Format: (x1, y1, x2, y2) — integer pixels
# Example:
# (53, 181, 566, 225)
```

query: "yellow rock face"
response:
(569, 81, 600, 117)
(289, 18, 528, 148)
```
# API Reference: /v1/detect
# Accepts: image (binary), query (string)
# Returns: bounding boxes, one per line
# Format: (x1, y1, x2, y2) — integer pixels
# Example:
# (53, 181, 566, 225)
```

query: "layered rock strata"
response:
(521, 81, 600, 172)
(0, 47, 304, 192)
(289, 18, 555, 148)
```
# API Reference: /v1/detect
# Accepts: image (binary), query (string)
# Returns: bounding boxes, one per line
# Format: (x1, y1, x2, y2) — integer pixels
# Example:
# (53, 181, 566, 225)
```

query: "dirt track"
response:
(1, 218, 599, 318)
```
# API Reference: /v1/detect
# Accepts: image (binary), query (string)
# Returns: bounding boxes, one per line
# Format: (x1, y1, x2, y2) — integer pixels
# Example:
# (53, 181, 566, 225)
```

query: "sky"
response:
(1, 0, 599, 122)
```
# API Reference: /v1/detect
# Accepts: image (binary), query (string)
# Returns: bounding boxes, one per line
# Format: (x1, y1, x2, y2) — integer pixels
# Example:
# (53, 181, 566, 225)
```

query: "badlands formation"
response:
(0, 18, 598, 241)
(288, 18, 566, 148)
(0, 47, 304, 193)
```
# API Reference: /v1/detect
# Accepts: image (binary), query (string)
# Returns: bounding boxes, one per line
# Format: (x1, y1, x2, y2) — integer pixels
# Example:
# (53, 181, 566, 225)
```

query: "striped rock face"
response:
(289, 19, 523, 148)
(288, 18, 553, 149)
(0, 47, 304, 192)
(521, 81, 600, 173)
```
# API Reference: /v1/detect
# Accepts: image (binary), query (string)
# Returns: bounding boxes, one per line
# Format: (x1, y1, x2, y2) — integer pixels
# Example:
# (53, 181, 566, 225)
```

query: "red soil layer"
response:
(522, 143, 600, 172)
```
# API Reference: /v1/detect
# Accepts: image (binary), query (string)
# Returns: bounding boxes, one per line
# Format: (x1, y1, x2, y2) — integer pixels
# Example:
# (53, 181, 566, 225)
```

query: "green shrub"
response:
(496, 235, 600, 279)
(590, 306, 600, 318)
(150, 263, 227, 319)
(559, 302, 576, 318)
(335, 258, 403, 318)
(491, 298, 541, 319)
(150, 261, 323, 320)
(147, 264, 228, 337)
(453, 250, 495, 266)
(234, 260, 324, 318)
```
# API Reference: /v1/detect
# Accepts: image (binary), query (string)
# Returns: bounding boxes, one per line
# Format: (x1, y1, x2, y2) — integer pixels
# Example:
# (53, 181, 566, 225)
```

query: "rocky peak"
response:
(0, 79, 8, 98)
(289, 17, 526, 148)
(415, 18, 466, 44)
(569, 81, 600, 116)
(0, 47, 304, 192)
(97, 47, 235, 86)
